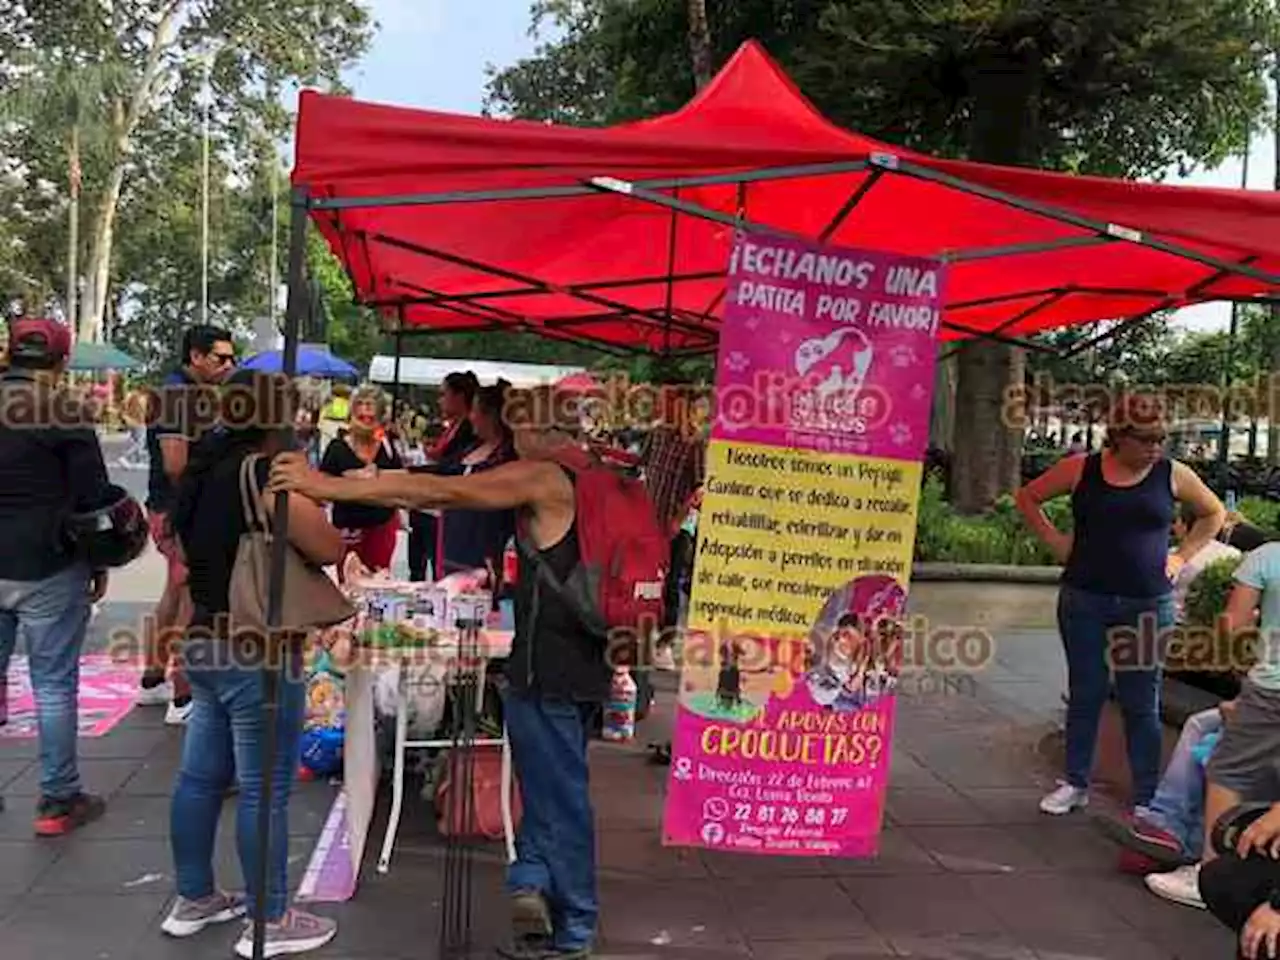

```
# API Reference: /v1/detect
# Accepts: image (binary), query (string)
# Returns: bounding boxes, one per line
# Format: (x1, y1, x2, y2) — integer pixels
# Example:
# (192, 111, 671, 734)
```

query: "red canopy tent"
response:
(290, 40, 1280, 359)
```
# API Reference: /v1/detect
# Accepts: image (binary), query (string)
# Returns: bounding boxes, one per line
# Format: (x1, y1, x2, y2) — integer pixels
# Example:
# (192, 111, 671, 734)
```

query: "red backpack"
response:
(516, 446, 668, 643)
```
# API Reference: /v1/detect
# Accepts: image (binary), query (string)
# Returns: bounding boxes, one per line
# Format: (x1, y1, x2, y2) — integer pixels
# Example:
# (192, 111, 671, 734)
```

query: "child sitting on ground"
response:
(1145, 540, 1280, 911)
(1103, 702, 1233, 870)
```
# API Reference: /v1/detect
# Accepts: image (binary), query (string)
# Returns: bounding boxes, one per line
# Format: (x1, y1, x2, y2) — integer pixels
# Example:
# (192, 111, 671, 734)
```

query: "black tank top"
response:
(1062, 453, 1175, 599)
(508, 517, 611, 703)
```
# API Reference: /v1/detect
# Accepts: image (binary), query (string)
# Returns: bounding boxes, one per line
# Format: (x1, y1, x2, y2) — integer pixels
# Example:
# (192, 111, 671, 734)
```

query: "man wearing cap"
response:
(137, 325, 235, 724)
(0, 317, 114, 835)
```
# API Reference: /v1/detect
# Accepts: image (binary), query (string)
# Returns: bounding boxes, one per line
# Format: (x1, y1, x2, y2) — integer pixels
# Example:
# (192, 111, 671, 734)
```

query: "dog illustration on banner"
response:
(804, 576, 906, 712)
(791, 327, 874, 433)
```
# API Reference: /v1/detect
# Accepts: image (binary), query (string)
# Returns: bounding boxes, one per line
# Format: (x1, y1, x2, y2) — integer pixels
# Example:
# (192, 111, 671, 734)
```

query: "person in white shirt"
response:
(1171, 502, 1242, 622)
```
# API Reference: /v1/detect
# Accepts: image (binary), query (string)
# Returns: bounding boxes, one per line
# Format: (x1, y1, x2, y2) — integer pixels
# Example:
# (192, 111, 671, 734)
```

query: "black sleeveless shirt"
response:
(508, 516, 611, 703)
(1062, 453, 1175, 599)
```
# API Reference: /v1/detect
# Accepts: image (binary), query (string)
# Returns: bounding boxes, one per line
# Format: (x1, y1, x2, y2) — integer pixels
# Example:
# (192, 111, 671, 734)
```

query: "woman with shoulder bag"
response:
(161, 370, 347, 959)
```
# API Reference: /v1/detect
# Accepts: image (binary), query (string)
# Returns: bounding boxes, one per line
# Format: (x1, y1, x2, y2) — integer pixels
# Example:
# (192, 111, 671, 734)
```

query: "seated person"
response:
(1103, 703, 1231, 867)
(1223, 511, 1273, 553)
(1172, 503, 1242, 622)
(1200, 803, 1280, 959)
(1146, 543, 1280, 911)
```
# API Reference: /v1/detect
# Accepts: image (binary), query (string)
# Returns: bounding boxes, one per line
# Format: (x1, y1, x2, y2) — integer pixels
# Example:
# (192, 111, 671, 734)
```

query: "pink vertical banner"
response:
(660, 230, 943, 857)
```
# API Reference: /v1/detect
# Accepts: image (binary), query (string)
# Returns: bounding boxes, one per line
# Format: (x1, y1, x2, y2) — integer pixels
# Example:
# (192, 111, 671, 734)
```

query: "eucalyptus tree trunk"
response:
(66, 124, 79, 325)
(76, 2, 181, 344)
(949, 45, 1042, 512)
(687, 0, 712, 90)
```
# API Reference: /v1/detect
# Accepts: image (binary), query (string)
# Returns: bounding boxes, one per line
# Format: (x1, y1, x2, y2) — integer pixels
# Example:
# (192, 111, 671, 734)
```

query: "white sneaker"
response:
(1145, 863, 1205, 909)
(137, 681, 173, 707)
(165, 700, 193, 725)
(233, 909, 337, 958)
(161, 891, 245, 937)
(1039, 782, 1089, 815)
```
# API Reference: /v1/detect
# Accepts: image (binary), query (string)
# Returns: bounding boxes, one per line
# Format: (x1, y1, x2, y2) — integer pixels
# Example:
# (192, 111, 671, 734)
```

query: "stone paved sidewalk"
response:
(0, 588, 1237, 960)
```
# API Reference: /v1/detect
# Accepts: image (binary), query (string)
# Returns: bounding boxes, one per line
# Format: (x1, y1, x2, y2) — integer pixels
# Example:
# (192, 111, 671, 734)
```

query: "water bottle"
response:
(602, 668, 637, 742)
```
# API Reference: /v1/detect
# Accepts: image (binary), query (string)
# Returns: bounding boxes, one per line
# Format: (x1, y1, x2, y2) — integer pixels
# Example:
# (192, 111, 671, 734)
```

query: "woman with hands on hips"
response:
(1014, 394, 1224, 818)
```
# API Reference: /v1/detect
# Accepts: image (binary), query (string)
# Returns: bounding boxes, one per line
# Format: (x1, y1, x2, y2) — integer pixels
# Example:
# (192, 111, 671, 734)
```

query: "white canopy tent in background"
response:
(367, 355, 586, 389)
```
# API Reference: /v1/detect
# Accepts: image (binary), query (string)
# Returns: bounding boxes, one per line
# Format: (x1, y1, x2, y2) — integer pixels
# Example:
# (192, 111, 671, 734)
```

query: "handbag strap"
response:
(238, 454, 270, 536)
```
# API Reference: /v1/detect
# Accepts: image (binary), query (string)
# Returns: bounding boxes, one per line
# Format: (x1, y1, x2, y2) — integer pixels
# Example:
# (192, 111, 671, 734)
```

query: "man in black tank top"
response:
(270, 394, 602, 959)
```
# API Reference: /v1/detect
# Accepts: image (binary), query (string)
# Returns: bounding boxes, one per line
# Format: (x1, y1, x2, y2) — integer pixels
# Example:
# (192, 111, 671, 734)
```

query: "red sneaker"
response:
(34, 792, 105, 837)
(1097, 811, 1187, 869)
(1118, 849, 1161, 875)
(1130, 816, 1185, 862)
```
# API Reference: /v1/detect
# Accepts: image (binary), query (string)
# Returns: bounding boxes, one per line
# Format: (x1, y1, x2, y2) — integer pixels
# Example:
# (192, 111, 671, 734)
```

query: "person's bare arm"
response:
(270, 453, 560, 513)
(1223, 583, 1261, 634)
(159, 435, 188, 486)
(1171, 460, 1227, 562)
(259, 488, 345, 566)
(1013, 455, 1084, 563)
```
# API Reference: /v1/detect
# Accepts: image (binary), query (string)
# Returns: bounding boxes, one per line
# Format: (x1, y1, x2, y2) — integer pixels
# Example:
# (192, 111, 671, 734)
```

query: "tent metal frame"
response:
(296, 150, 1280, 367)
(263, 147, 1280, 958)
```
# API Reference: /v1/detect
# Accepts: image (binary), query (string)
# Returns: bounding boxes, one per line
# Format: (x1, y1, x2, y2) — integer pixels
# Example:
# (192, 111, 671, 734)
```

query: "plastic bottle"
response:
(602, 668, 637, 742)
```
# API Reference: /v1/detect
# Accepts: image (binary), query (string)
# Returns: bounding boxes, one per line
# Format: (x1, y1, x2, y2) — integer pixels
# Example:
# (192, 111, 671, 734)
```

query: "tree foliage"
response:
(488, 0, 1277, 509)
(0, 0, 374, 347)
(1026, 307, 1280, 425)
(489, 0, 1275, 177)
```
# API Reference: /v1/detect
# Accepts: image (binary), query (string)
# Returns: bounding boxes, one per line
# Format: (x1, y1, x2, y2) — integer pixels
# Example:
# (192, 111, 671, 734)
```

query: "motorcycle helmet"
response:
(64, 484, 149, 569)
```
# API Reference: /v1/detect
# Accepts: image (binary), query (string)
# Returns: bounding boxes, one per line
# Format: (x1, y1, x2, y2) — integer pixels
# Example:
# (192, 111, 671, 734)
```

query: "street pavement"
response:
(0, 445, 1236, 959)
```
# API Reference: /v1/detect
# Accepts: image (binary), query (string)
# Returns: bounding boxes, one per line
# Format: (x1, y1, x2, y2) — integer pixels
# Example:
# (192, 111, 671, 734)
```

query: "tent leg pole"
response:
(251, 186, 308, 960)
(661, 200, 678, 375)
(392, 308, 404, 420)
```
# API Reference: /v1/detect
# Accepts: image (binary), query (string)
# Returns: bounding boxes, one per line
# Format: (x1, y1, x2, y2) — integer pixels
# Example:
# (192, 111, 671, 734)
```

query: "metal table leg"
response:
(376, 661, 408, 874)
(500, 721, 515, 864)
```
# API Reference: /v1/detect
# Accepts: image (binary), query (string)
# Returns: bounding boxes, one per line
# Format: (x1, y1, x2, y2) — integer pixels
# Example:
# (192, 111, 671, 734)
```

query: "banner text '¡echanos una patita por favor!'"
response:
(730, 238, 940, 333)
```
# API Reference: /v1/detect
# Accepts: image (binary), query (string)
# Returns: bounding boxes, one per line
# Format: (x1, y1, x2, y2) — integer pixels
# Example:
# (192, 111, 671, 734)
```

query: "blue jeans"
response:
(1144, 707, 1223, 860)
(171, 640, 305, 921)
(0, 563, 91, 800)
(1057, 584, 1173, 805)
(505, 690, 598, 952)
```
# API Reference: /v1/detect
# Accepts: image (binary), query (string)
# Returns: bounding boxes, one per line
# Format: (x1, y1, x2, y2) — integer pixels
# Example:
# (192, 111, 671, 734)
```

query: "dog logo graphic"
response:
(791, 327, 873, 432)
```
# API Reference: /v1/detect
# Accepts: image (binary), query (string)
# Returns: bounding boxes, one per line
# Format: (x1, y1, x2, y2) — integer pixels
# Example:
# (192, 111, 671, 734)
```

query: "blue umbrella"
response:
(67, 343, 143, 372)
(242, 344, 358, 380)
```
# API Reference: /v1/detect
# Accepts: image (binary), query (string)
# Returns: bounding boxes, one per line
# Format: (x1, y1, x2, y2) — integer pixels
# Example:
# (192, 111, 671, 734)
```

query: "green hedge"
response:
(1183, 556, 1243, 628)
(1237, 497, 1280, 532)
(913, 478, 1279, 567)
(914, 473, 1072, 565)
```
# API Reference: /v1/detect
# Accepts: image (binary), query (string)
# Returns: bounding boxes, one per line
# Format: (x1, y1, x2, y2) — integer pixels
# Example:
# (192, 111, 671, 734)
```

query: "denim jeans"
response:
(0, 563, 91, 800)
(170, 640, 305, 921)
(408, 511, 436, 582)
(1057, 584, 1174, 805)
(505, 690, 598, 952)
(1143, 707, 1222, 860)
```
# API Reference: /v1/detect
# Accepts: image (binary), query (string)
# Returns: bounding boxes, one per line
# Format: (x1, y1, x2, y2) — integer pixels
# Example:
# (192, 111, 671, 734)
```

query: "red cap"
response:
(8, 318, 72, 364)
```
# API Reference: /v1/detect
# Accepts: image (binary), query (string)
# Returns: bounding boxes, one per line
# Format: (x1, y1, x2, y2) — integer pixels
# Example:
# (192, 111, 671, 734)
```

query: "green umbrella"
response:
(67, 343, 143, 372)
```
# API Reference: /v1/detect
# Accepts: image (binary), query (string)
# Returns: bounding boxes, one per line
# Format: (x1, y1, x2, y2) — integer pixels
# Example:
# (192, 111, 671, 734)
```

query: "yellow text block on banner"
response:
(687, 441, 922, 637)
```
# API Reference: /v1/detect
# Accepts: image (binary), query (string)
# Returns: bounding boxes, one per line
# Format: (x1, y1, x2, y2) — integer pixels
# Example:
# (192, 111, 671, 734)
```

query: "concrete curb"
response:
(912, 562, 1063, 584)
